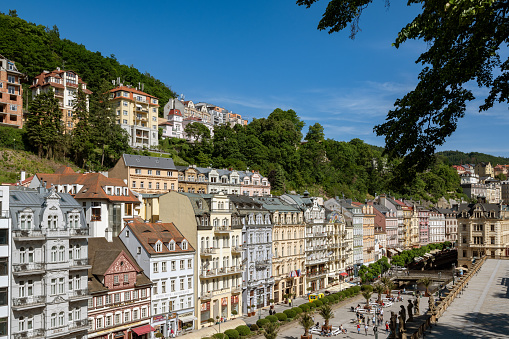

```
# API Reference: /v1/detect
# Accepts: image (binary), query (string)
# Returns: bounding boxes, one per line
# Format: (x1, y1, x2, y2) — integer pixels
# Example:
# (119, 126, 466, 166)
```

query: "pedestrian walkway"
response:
(242, 296, 311, 325)
(425, 259, 509, 339)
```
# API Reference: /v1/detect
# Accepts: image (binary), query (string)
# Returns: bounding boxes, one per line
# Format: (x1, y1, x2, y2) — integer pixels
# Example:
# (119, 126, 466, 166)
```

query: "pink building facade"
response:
(239, 171, 270, 197)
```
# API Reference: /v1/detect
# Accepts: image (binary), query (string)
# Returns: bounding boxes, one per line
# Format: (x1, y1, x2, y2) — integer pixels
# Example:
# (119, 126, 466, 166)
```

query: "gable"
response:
(105, 251, 139, 275)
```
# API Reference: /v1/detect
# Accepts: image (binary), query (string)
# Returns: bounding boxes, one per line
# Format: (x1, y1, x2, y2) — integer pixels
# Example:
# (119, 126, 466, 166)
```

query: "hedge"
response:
(249, 324, 259, 331)
(292, 307, 303, 314)
(266, 315, 278, 323)
(284, 309, 297, 318)
(314, 300, 323, 307)
(256, 319, 269, 328)
(299, 304, 310, 312)
(275, 313, 287, 322)
(224, 329, 239, 339)
(308, 302, 317, 309)
(332, 294, 340, 301)
(235, 325, 251, 336)
(212, 334, 228, 339)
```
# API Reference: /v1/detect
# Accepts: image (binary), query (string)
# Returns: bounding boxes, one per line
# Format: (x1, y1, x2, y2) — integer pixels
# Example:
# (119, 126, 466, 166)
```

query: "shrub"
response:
(224, 329, 239, 339)
(266, 315, 278, 323)
(212, 334, 228, 339)
(353, 286, 361, 294)
(314, 300, 323, 307)
(308, 302, 317, 309)
(332, 294, 340, 300)
(292, 307, 303, 314)
(284, 309, 297, 318)
(275, 313, 287, 322)
(361, 284, 373, 292)
(299, 304, 310, 312)
(235, 325, 251, 336)
(256, 319, 269, 328)
(249, 324, 259, 331)
(326, 296, 335, 303)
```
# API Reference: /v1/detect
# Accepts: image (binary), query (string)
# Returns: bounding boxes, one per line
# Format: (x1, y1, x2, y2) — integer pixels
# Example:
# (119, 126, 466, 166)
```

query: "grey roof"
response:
(123, 154, 176, 170)
(252, 197, 300, 212)
(373, 203, 390, 214)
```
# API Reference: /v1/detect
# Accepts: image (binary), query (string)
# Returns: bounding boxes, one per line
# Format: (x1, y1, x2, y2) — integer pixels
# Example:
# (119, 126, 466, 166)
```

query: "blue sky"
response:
(3, 1, 508, 157)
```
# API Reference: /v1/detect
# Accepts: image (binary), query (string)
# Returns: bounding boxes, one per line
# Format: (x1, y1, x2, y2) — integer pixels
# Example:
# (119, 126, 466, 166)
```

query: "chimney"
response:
(20, 171, 26, 183)
(105, 228, 113, 242)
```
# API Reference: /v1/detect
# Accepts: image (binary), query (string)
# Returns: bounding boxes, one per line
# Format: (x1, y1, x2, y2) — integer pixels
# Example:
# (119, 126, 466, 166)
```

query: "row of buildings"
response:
(1, 160, 508, 338)
(0, 55, 248, 149)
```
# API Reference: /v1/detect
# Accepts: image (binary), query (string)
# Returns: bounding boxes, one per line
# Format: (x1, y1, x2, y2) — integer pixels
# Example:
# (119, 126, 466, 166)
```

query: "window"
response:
(115, 313, 121, 324)
(114, 275, 119, 285)
(58, 277, 64, 294)
(148, 170, 152, 175)
(51, 278, 57, 295)
(135, 169, 141, 174)
(161, 281, 166, 293)
(188, 277, 192, 289)
(114, 293, 120, 303)
(171, 280, 175, 292)
(0, 318, 6, 335)
(155, 242, 162, 252)
(188, 259, 192, 269)
(162, 262, 167, 272)
(182, 241, 188, 250)
(133, 309, 139, 320)
(137, 246, 141, 254)
(153, 262, 159, 273)
(156, 182, 160, 189)
(124, 273, 129, 283)
(124, 291, 130, 301)
(51, 313, 57, 328)
(0, 288, 7, 306)
(171, 261, 176, 270)
(180, 260, 184, 270)
(58, 246, 65, 261)
(153, 284, 158, 295)
(123, 119, 128, 124)
(140, 182, 144, 188)
(164, 183, 167, 190)
(141, 308, 147, 318)
(169, 242, 175, 251)
(124, 311, 130, 323)
(105, 295, 111, 305)
(106, 315, 112, 327)
(132, 181, 136, 188)
(180, 278, 184, 290)
(123, 101, 128, 107)
(123, 110, 128, 115)
(148, 182, 152, 189)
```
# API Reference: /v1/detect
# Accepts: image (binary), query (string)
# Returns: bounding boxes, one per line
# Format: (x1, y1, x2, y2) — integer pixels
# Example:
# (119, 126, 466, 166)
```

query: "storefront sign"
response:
(221, 297, 227, 306)
(153, 315, 166, 322)
(201, 302, 210, 311)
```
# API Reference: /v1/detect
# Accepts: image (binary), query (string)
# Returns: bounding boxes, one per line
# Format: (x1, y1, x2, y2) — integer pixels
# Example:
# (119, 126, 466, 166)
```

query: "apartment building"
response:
(281, 193, 329, 292)
(325, 210, 351, 284)
(254, 197, 306, 301)
(119, 218, 196, 337)
(0, 55, 23, 128)
(474, 162, 494, 178)
(110, 85, 159, 148)
(337, 199, 363, 276)
(31, 68, 91, 132)
(457, 197, 509, 268)
(157, 192, 243, 329)
(176, 166, 207, 194)
(160, 109, 184, 139)
(195, 168, 241, 195)
(88, 237, 153, 339)
(356, 203, 375, 264)
(417, 206, 430, 246)
(109, 154, 178, 194)
(428, 210, 445, 244)
(239, 171, 271, 197)
(377, 196, 405, 248)
(0, 187, 10, 338)
(29, 166, 139, 238)
(229, 196, 273, 314)
(9, 186, 90, 339)
(435, 208, 458, 245)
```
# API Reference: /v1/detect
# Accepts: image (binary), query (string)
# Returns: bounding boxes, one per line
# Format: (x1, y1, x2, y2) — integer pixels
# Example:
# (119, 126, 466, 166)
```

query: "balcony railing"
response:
(69, 228, 89, 236)
(231, 246, 242, 253)
(0, 210, 9, 218)
(214, 226, 232, 233)
(46, 229, 70, 237)
(200, 265, 243, 278)
(12, 295, 46, 309)
(13, 329, 45, 339)
(13, 263, 45, 275)
(69, 289, 90, 300)
(200, 248, 217, 256)
(69, 319, 90, 331)
(13, 229, 44, 240)
(255, 259, 270, 267)
(70, 259, 90, 268)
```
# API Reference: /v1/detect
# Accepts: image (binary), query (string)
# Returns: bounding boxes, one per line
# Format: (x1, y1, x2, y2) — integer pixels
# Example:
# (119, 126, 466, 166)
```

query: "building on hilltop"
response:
(475, 162, 495, 178)
(9, 186, 91, 339)
(0, 54, 24, 128)
(109, 85, 159, 148)
(87, 237, 154, 339)
(119, 217, 196, 336)
(30, 68, 92, 132)
(29, 166, 139, 238)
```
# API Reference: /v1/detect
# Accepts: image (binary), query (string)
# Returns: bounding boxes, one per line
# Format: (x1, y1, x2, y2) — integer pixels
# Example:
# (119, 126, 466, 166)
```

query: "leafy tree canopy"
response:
(297, 0, 509, 179)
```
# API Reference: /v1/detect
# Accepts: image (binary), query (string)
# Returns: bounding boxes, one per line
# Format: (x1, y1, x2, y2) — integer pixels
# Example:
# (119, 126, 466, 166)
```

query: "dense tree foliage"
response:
(298, 0, 509, 179)
(0, 12, 176, 116)
(436, 150, 509, 166)
(390, 241, 452, 267)
(161, 108, 464, 202)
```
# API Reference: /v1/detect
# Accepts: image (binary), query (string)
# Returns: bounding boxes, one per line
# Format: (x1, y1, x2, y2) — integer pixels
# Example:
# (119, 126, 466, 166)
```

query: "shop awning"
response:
(340, 272, 348, 277)
(179, 315, 197, 323)
(132, 324, 155, 335)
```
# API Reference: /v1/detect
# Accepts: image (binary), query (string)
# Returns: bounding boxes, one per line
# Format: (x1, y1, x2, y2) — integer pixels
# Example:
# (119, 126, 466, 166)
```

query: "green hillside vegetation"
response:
(0, 11, 175, 116)
(436, 150, 509, 166)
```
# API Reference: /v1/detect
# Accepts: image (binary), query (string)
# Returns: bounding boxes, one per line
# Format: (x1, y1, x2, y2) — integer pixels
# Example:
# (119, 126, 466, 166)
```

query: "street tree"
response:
(297, 0, 509, 176)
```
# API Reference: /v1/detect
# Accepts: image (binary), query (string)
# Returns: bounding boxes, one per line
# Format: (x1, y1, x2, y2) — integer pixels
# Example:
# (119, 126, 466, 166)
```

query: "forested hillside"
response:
(0, 11, 175, 116)
(436, 150, 509, 166)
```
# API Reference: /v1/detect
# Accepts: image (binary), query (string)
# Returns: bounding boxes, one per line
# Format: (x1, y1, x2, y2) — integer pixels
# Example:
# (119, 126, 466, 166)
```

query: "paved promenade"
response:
(426, 259, 509, 338)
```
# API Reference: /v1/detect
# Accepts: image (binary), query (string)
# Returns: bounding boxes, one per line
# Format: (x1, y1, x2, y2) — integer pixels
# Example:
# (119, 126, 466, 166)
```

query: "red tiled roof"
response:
(30, 70, 90, 91)
(109, 86, 158, 100)
(168, 109, 182, 116)
(35, 166, 139, 203)
(124, 217, 195, 255)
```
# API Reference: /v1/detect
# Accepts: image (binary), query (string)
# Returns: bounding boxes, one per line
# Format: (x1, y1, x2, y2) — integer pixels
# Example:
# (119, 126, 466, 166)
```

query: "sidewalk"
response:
(242, 295, 310, 325)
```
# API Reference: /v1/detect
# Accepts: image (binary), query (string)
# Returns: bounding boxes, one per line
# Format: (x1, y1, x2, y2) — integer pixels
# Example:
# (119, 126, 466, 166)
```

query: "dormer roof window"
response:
(168, 240, 175, 251)
(155, 241, 163, 252)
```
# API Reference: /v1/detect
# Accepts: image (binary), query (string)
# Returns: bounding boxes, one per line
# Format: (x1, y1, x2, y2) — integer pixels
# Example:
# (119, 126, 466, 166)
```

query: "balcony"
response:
(12, 329, 45, 339)
(232, 285, 242, 294)
(200, 248, 217, 256)
(306, 270, 328, 279)
(46, 229, 70, 238)
(12, 295, 46, 310)
(214, 226, 233, 234)
(13, 229, 45, 241)
(231, 246, 242, 254)
(68, 319, 90, 332)
(12, 263, 45, 276)
(201, 291, 213, 300)
(69, 289, 90, 301)
(0, 210, 9, 218)
(255, 259, 270, 268)
(306, 257, 329, 266)
(70, 259, 92, 270)
(69, 228, 89, 237)
(200, 265, 243, 278)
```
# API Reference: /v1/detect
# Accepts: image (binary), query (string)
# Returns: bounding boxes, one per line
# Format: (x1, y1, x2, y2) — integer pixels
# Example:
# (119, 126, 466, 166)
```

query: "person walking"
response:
(385, 321, 389, 333)
(365, 323, 369, 336)
(357, 323, 361, 335)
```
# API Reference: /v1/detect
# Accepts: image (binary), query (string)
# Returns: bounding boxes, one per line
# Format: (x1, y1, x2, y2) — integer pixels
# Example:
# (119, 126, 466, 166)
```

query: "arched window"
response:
(51, 246, 57, 262)
(201, 237, 204, 249)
